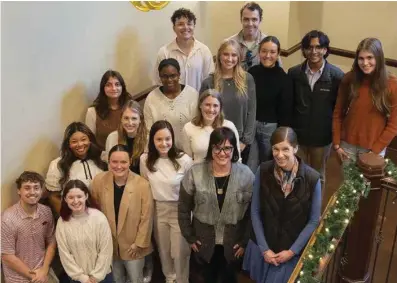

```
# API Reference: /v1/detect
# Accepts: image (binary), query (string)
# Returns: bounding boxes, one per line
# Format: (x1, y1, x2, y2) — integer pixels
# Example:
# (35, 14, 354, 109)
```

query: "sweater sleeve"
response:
(251, 167, 269, 253)
(178, 169, 197, 244)
(332, 73, 351, 146)
(85, 107, 96, 135)
(278, 74, 293, 127)
(372, 79, 397, 153)
(241, 74, 257, 145)
(290, 179, 321, 255)
(144, 94, 154, 134)
(90, 214, 113, 282)
(55, 222, 89, 283)
(45, 158, 62, 192)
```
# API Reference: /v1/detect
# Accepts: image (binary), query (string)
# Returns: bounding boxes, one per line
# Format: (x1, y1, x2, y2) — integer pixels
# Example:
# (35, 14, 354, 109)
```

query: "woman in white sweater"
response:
(56, 179, 113, 283)
(144, 58, 198, 149)
(140, 120, 193, 283)
(105, 99, 147, 174)
(46, 122, 107, 215)
(182, 89, 240, 163)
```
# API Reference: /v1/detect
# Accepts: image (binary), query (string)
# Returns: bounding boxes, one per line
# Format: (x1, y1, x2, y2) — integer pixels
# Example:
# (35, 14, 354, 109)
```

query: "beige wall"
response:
(1, 1, 397, 211)
(0, 1, 205, 210)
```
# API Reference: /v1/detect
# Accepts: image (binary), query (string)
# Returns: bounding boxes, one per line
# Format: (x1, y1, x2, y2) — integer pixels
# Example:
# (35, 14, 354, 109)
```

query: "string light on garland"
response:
(295, 161, 375, 283)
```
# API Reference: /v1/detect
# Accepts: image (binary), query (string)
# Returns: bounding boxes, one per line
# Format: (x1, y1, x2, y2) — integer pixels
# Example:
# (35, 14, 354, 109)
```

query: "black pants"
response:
(201, 245, 238, 283)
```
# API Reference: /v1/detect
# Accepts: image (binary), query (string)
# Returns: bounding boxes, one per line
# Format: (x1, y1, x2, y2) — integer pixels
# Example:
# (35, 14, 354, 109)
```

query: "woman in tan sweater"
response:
(332, 38, 397, 163)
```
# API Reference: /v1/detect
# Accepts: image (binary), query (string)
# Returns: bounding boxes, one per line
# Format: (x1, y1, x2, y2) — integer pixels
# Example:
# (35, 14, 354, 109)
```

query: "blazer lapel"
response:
(117, 172, 135, 235)
(104, 173, 117, 238)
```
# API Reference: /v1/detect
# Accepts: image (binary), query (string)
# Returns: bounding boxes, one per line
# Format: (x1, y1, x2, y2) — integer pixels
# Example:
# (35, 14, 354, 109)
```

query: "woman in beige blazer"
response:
(92, 144, 154, 283)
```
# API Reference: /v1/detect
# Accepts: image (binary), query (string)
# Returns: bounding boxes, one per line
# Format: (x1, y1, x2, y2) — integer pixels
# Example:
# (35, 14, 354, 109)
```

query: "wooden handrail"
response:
(131, 43, 397, 101)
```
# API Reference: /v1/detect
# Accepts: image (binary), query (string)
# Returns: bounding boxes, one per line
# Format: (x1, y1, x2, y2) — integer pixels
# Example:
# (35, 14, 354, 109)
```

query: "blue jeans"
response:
(68, 272, 113, 283)
(255, 121, 277, 163)
(113, 258, 145, 283)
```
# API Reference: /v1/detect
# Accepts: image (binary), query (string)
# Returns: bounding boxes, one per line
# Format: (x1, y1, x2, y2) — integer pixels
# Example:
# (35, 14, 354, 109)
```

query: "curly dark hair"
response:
(16, 171, 45, 189)
(58, 122, 107, 188)
(171, 8, 197, 25)
(92, 70, 132, 120)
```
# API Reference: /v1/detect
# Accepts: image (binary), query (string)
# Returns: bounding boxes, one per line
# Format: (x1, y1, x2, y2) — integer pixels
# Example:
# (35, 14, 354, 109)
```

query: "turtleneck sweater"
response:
(248, 63, 293, 126)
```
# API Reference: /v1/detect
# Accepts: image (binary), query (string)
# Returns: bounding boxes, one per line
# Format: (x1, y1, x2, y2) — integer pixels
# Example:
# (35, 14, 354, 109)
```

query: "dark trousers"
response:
(68, 272, 113, 283)
(200, 245, 238, 283)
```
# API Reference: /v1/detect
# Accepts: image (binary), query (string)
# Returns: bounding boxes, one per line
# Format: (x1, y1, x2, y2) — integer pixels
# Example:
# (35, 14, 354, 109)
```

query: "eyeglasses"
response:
(159, 74, 179, 80)
(305, 45, 324, 52)
(246, 50, 253, 68)
(212, 145, 234, 155)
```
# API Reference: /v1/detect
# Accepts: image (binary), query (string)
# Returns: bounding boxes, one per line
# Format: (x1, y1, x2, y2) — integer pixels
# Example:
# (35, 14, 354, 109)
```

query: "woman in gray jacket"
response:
(178, 127, 254, 283)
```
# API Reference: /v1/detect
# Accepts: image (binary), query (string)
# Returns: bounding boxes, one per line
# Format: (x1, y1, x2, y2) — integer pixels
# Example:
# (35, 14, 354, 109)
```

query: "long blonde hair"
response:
(117, 100, 147, 164)
(214, 39, 247, 98)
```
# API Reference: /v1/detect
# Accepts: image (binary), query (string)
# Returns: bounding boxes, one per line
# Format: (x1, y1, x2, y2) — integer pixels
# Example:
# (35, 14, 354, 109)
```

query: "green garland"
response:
(296, 161, 373, 283)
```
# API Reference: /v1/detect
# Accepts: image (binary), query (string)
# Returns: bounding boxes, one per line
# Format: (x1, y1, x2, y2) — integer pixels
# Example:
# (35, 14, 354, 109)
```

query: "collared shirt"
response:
(227, 30, 282, 71)
(305, 60, 326, 91)
(1, 202, 55, 283)
(153, 38, 215, 91)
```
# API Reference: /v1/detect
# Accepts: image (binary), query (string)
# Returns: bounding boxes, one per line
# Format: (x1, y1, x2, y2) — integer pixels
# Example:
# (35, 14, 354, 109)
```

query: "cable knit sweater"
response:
(55, 208, 113, 283)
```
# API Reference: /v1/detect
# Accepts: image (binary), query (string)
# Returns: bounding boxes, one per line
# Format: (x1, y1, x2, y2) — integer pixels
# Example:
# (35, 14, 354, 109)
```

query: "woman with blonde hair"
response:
(200, 39, 256, 168)
(332, 38, 397, 163)
(105, 100, 147, 174)
(181, 89, 240, 163)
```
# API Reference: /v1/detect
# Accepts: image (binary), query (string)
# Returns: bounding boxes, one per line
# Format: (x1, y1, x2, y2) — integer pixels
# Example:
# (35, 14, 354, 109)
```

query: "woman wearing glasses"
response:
(200, 39, 256, 170)
(178, 127, 254, 283)
(144, 58, 198, 149)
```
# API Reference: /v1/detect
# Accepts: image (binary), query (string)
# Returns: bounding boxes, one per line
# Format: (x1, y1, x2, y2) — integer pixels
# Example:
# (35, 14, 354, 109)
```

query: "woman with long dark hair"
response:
(46, 122, 107, 215)
(243, 127, 321, 283)
(333, 38, 397, 163)
(105, 99, 147, 174)
(140, 120, 192, 283)
(86, 70, 132, 151)
(56, 179, 113, 283)
(179, 127, 254, 283)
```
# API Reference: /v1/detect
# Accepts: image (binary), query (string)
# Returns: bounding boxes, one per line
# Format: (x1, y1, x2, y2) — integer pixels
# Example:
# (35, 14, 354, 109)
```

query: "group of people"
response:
(2, 2, 397, 283)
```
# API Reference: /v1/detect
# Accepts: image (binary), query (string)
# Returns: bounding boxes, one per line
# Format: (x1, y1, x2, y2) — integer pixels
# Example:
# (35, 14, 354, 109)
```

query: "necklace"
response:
(215, 175, 230, 195)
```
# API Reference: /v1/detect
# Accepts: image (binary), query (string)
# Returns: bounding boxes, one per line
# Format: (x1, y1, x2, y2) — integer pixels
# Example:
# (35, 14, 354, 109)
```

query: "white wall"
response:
(0, 1, 205, 209)
(1, 1, 397, 210)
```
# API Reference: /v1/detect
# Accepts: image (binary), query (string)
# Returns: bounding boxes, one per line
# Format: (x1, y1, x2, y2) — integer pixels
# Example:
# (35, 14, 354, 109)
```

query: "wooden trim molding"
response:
(280, 43, 397, 68)
(131, 43, 396, 100)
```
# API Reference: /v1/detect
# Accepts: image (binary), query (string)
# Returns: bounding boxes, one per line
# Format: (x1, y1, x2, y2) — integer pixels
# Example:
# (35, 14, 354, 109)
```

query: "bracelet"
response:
(334, 145, 340, 151)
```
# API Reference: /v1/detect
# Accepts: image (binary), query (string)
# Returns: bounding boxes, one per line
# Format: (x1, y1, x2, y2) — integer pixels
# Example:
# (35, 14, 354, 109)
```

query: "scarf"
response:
(274, 157, 299, 198)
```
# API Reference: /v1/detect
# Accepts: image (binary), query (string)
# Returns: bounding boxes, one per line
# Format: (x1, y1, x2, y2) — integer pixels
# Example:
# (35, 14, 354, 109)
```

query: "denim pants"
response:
(255, 121, 277, 163)
(341, 141, 386, 165)
(113, 258, 145, 283)
(68, 272, 113, 283)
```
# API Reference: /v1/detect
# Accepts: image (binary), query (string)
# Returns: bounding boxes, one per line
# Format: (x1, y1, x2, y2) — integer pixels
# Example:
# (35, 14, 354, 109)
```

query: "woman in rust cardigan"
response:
(92, 144, 154, 283)
(332, 37, 397, 163)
